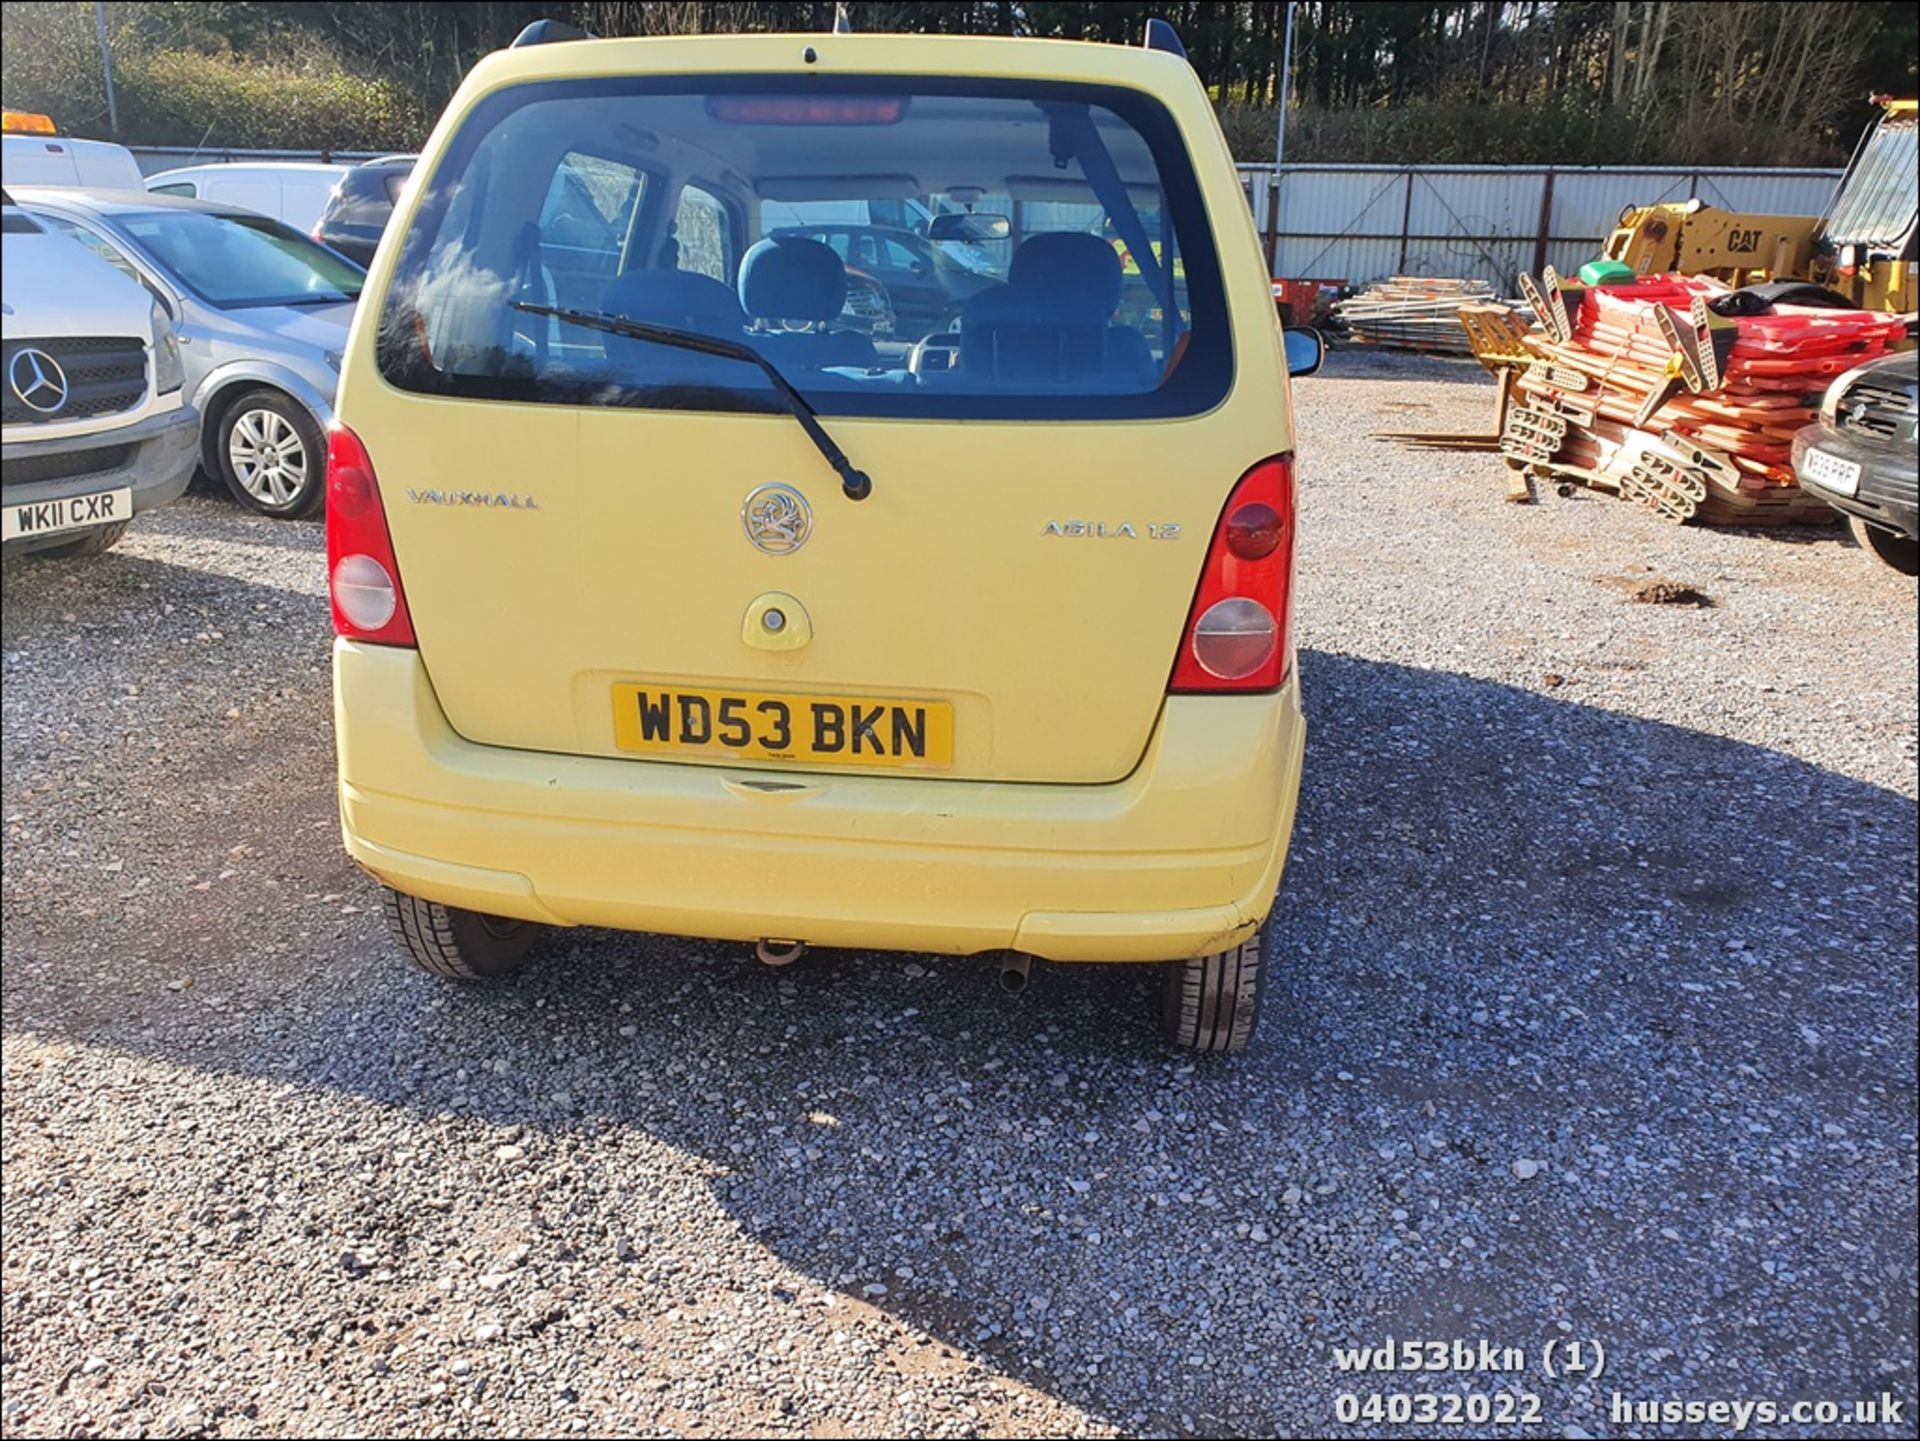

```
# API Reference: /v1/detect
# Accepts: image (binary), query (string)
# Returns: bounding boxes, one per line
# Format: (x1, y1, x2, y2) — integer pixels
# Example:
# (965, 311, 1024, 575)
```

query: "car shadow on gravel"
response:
(5, 649, 1916, 1436)
(1313, 350, 1497, 386)
(1704, 521, 1872, 553)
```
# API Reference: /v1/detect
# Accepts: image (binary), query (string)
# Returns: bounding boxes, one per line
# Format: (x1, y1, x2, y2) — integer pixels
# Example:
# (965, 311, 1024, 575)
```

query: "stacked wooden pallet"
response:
(1333, 277, 1527, 356)
(1500, 275, 1907, 525)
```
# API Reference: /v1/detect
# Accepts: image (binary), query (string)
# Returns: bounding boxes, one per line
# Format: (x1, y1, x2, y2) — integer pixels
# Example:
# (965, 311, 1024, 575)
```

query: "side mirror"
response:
(927, 212, 1011, 243)
(1284, 326, 1324, 377)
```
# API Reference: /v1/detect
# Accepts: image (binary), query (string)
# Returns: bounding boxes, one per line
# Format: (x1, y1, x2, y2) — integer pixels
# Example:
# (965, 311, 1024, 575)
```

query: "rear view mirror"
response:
(1284, 327, 1324, 377)
(928, 212, 1011, 243)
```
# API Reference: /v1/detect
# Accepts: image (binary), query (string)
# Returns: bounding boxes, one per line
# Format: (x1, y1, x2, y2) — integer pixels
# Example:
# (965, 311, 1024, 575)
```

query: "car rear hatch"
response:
(343, 39, 1284, 786)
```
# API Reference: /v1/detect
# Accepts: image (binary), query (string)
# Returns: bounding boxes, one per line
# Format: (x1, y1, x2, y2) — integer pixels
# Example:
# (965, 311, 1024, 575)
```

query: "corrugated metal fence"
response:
(129, 148, 1841, 298)
(1238, 163, 1842, 291)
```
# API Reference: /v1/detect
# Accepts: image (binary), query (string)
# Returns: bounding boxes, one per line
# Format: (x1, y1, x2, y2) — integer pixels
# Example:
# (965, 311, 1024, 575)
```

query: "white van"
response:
(145, 162, 352, 234)
(1, 111, 143, 190)
(2, 188, 199, 558)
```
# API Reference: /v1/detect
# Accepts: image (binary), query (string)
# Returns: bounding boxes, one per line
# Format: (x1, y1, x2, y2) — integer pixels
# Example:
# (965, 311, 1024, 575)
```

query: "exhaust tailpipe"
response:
(755, 938, 806, 967)
(997, 952, 1032, 996)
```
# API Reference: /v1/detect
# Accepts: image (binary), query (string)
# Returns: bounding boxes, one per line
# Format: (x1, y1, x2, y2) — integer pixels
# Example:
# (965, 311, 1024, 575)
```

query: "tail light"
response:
(325, 425, 415, 646)
(1169, 455, 1296, 692)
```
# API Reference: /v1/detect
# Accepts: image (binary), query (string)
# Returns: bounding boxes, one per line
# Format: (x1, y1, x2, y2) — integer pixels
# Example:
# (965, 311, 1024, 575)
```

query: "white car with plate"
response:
(2, 187, 198, 559)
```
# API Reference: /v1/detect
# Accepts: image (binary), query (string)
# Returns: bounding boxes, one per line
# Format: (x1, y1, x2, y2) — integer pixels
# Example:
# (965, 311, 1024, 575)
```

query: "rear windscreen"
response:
(376, 76, 1231, 420)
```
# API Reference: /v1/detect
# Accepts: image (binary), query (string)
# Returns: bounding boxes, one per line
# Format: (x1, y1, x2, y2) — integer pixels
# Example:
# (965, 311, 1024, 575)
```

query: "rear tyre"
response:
(382, 887, 540, 981)
(32, 522, 129, 559)
(1850, 516, 1920, 576)
(1160, 929, 1266, 1054)
(214, 388, 325, 519)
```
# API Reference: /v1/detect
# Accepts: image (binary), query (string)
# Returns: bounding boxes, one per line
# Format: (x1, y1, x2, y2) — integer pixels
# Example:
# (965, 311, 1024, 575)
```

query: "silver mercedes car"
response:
(15, 188, 363, 519)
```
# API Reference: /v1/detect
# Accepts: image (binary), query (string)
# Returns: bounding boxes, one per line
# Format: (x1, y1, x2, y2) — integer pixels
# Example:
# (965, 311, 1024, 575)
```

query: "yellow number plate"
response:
(612, 684, 953, 769)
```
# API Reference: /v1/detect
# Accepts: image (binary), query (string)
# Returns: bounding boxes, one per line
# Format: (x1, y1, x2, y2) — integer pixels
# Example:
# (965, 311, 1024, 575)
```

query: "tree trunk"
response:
(1479, 0, 1497, 98)
(1609, 0, 1630, 105)
(1631, 0, 1669, 110)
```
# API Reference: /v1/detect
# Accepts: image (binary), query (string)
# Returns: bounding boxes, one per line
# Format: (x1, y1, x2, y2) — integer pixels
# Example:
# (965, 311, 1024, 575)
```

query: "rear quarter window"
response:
(377, 75, 1232, 422)
(672, 183, 734, 284)
(535, 151, 648, 313)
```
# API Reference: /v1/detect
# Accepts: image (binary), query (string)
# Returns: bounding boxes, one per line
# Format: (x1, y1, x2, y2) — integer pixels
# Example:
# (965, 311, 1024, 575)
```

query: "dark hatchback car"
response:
(311, 156, 414, 267)
(1791, 352, 1919, 575)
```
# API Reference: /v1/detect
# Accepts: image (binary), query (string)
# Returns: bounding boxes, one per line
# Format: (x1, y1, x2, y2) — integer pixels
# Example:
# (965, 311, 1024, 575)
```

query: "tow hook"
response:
(755, 938, 807, 967)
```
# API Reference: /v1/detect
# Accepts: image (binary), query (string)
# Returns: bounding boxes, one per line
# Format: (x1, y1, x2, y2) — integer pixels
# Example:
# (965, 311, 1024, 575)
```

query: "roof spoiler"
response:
(511, 18, 592, 47)
(1143, 18, 1188, 59)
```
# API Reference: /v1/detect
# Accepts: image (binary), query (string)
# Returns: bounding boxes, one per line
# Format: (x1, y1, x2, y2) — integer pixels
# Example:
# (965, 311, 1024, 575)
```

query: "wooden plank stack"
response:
(1500, 275, 1907, 525)
(1333, 277, 1529, 356)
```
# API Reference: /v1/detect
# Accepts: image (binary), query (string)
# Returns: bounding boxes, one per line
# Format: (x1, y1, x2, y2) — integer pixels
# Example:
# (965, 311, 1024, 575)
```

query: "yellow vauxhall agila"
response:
(328, 17, 1321, 1052)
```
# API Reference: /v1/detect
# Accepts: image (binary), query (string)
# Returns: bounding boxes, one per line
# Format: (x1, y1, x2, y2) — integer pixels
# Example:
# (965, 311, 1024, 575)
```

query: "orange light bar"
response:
(2, 109, 59, 136)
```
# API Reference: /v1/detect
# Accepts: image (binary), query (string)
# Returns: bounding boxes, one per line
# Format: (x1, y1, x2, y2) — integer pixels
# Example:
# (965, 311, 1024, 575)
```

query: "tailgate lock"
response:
(743, 592, 812, 651)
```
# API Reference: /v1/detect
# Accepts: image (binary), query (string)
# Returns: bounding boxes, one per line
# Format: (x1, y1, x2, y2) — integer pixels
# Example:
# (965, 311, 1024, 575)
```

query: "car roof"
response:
(455, 36, 1188, 199)
(480, 29, 1183, 79)
(8, 185, 262, 220)
(147, 161, 351, 180)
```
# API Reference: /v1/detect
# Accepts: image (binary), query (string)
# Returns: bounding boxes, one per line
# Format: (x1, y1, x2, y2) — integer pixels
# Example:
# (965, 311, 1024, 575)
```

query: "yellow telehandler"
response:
(1600, 96, 1917, 312)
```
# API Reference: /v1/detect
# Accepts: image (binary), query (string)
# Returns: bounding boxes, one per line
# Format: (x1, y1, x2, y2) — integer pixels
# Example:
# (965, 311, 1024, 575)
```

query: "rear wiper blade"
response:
(512, 300, 872, 501)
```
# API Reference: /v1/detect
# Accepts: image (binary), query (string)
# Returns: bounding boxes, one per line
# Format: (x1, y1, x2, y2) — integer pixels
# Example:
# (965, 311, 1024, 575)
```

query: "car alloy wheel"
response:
(227, 405, 310, 509)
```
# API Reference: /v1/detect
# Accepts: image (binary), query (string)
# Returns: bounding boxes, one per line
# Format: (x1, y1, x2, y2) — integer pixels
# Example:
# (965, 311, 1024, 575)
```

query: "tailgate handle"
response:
(723, 776, 822, 799)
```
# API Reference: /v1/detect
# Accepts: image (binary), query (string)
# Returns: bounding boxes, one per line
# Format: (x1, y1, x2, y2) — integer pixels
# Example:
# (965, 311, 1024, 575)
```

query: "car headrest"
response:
(1009, 232, 1123, 314)
(960, 283, 1110, 379)
(602, 269, 745, 335)
(739, 236, 847, 323)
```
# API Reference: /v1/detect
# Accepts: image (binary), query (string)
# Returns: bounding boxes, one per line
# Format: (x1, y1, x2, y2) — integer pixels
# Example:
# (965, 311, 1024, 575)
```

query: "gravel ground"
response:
(3, 350, 1915, 1439)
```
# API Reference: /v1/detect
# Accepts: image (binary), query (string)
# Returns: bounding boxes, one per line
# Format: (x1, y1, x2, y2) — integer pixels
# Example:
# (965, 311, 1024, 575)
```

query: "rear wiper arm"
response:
(512, 300, 872, 501)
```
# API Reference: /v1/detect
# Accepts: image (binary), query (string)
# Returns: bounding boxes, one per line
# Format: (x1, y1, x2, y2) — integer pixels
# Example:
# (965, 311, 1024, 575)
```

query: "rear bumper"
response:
(334, 641, 1307, 962)
(2, 403, 199, 554)
(1791, 423, 1919, 540)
